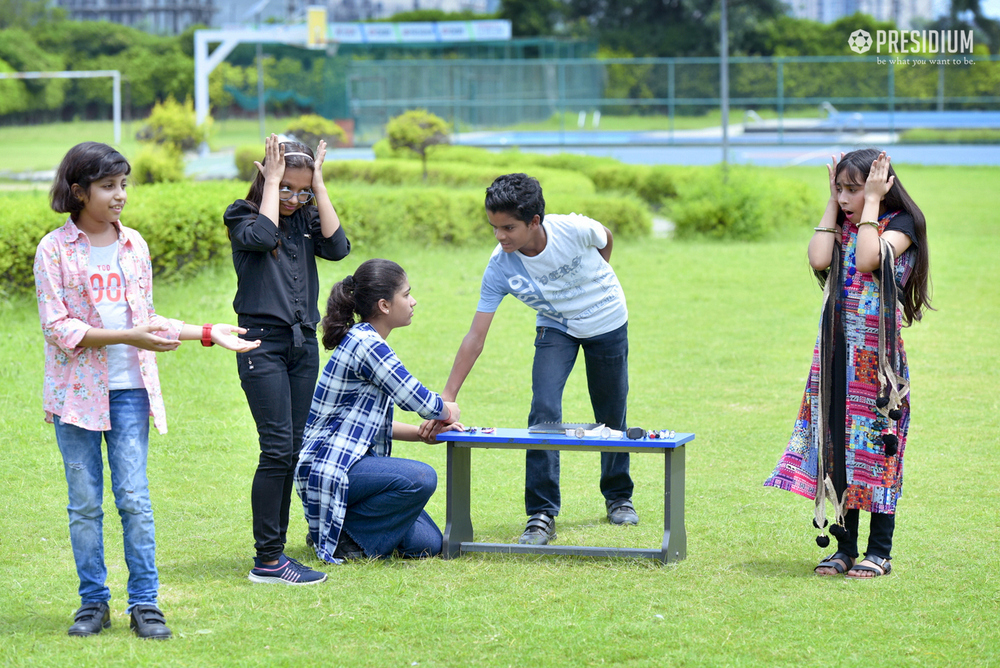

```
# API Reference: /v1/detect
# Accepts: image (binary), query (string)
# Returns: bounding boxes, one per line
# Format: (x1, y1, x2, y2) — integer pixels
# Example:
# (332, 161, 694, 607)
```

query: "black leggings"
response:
(837, 509, 896, 560)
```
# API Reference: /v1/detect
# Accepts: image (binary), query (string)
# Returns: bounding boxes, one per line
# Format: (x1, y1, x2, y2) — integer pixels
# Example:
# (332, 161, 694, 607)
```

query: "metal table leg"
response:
(443, 442, 473, 558)
(661, 444, 687, 563)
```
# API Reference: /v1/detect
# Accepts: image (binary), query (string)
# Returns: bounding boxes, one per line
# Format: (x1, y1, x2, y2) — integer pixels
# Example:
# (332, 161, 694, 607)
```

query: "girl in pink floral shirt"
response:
(33, 142, 259, 640)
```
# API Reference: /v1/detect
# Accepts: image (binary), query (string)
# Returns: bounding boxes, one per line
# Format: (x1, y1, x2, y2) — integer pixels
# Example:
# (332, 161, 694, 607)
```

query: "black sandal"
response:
(814, 552, 854, 575)
(846, 555, 892, 579)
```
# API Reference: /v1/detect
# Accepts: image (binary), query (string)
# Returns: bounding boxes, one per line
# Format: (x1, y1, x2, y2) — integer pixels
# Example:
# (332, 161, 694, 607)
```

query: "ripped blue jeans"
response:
(53, 389, 158, 611)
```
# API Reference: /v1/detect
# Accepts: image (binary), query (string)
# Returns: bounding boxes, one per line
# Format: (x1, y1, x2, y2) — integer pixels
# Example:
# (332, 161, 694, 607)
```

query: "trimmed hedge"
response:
(1, 181, 648, 296)
(373, 141, 676, 206)
(323, 159, 596, 195)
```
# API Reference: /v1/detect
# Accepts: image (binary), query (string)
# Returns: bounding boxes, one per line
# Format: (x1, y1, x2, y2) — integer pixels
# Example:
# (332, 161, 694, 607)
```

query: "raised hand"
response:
(864, 151, 895, 202)
(827, 152, 845, 200)
(254, 133, 286, 182)
(312, 139, 327, 190)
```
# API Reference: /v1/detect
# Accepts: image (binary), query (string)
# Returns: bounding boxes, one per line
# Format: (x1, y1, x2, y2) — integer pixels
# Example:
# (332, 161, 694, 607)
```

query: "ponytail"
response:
(320, 259, 408, 350)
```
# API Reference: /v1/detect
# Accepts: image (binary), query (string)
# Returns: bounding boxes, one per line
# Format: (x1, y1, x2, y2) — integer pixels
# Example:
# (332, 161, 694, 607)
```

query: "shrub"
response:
(235, 144, 261, 181)
(135, 97, 211, 152)
(385, 109, 451, 180)
(131, 144, 185, 184)
(284, 114, 347, 148)
(669, 167, 816, 241)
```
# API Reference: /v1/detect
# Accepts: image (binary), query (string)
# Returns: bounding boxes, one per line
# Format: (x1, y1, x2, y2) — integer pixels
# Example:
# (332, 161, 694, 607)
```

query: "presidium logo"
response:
(848, 28, 974, 54)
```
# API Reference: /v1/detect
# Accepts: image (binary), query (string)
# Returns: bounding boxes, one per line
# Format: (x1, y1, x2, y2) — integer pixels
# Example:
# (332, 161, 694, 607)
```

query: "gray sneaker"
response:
(518, 512, 556, 545)
(606, 499, 639, 525)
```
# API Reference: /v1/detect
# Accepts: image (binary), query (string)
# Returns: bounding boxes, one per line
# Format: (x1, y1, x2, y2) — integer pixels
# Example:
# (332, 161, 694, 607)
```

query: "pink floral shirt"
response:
(34, 218, 182, 434)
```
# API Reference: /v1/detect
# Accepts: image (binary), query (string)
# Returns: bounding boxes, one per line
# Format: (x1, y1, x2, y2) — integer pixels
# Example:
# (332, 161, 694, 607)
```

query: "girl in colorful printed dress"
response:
(765, 148, 931, 579)
(296, 259, 461, 563)
(224, 134, 350, 585)
(34, 142, 258, 638)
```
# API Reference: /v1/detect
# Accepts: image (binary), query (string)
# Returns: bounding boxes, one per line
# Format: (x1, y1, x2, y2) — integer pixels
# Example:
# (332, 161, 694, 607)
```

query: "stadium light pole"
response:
(720, 0, 729, 168)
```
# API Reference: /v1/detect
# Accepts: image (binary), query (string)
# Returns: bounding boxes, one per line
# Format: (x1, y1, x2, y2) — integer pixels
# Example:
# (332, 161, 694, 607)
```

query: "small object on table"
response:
(626, 427, 645, 440)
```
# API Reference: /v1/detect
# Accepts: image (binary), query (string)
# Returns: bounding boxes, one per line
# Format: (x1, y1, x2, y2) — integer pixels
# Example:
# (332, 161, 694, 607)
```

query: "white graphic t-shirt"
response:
(89, 241, 144, 390)
(476, 213, 628, 339)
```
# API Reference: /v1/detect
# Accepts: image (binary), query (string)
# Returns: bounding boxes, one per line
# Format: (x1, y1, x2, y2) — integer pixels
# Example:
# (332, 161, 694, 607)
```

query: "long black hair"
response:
(835, 148, 932, 325)
(244, 140, 315, 209)
(50, 142, 131, 221)
(321, 259, 408, 350)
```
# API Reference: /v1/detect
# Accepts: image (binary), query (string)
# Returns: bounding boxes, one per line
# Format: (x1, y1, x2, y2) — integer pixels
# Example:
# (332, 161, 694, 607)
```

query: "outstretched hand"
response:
(254, 133, 285, 182)
(128, 324, 181, 352)
(211, 324, 261, 353)
(864, 151, 895, 202)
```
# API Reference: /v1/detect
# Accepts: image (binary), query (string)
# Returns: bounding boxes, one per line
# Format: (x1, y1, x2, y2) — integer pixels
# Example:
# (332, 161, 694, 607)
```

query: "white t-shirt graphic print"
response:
(89, 241, 144, 390)
(476, 213, 628, 338)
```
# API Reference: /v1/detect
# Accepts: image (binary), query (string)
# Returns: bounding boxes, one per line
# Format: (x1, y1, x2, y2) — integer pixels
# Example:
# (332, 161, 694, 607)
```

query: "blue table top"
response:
(436, 427, 693, 449)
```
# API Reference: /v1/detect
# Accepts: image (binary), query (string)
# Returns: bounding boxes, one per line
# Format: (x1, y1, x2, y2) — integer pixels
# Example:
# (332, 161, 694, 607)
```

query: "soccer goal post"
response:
(0, 70, 122, 144)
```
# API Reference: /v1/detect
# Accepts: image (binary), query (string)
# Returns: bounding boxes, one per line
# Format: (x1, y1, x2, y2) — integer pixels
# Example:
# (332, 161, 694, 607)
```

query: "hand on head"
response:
(312, 140, 327, 190)
(254, 134, 286, 182)
(864, 151, 895, 202)
(827, 152, 845, 199)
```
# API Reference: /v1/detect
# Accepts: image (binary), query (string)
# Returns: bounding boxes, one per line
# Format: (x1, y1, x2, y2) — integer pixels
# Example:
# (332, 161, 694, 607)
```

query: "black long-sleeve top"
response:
(224, 199, 351, 329)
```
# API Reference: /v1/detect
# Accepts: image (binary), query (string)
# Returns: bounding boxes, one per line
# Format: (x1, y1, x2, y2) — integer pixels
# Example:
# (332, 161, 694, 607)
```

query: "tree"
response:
(564, 0, 786, 56)
(499, 0, 565, 37)
(0, 0, 62, 30)
(385, 110, 451, 180)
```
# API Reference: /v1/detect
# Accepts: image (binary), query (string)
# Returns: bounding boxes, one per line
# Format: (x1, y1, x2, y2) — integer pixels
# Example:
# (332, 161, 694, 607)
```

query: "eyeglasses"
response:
(279, 187, 314, 203)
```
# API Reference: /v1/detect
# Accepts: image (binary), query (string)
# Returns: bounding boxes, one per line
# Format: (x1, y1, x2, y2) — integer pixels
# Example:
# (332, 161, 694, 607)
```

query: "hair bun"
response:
(343, 275, 355, 291)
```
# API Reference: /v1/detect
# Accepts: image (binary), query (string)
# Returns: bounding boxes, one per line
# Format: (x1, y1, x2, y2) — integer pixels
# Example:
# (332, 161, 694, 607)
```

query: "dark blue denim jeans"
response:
(526, 323, 632, 516)
(342, 453, 441, 558)
(53, 389, 157, 611)
(238, 325, 319, 561)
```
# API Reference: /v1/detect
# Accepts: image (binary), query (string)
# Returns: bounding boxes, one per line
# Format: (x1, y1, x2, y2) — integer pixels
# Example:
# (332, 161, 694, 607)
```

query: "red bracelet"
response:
(201, 324, 215, 347)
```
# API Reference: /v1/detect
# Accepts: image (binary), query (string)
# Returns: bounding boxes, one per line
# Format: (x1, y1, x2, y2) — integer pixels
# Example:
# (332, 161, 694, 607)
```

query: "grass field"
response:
(0, 165, 997, 667)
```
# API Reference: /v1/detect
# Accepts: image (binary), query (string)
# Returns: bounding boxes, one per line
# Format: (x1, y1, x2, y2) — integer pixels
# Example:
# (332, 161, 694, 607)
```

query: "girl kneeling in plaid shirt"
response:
(295, 259, 462, 562)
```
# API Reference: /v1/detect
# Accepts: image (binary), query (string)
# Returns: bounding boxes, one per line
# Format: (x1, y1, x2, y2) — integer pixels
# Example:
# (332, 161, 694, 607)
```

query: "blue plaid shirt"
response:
(295, 322, 447, 562)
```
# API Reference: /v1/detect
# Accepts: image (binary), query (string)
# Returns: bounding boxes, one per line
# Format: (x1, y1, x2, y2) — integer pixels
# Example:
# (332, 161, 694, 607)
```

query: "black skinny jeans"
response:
(837, 509, 896, 561)
(238, 325, 319, 561)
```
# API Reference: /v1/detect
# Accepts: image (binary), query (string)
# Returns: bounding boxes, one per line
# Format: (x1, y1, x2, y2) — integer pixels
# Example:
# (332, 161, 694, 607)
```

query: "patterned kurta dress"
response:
(765, 211, 916, 515)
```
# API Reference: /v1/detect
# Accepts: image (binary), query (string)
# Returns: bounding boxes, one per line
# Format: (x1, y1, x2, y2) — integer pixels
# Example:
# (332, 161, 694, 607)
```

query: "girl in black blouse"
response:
(224, 134, 350, 585)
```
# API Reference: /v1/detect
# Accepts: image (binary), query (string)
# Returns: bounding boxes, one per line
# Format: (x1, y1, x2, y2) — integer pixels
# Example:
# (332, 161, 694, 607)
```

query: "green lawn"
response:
(0, 165, 997, 667)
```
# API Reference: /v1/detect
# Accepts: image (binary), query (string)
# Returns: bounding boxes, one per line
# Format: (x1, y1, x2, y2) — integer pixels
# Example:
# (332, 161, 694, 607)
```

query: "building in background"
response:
(52, 0, 217, 34)
(785, 0, 936, 28)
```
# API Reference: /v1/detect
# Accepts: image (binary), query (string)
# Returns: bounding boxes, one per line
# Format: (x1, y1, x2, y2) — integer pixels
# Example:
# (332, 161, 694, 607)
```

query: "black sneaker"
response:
(248, 554, 328, 585)
(68, 602, 111, 637)
(333, 532, 365, 560)
(129, 604, 172, 640)
(606, 499, 639, 525)
(518, 512, 557, 545)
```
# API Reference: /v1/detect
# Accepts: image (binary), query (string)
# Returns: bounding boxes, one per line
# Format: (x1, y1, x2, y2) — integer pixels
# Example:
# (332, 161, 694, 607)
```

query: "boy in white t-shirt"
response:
(420, 173, 637, 545)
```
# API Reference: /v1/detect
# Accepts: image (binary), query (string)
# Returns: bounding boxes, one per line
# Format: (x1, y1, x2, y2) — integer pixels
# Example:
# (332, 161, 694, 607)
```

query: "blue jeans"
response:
(342, 454, 441, 558)
(238, 325, 319, 561)
(526, 323, 633, 516)
(53, 389, 157, 611)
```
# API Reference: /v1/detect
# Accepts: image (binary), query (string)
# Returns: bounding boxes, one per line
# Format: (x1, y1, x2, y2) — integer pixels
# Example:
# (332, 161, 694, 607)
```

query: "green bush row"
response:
(1, 181, 649, 296)
(322, 159, 596, 195)
(898, 128, 1000, 144)
(373, 141, 677, 206)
